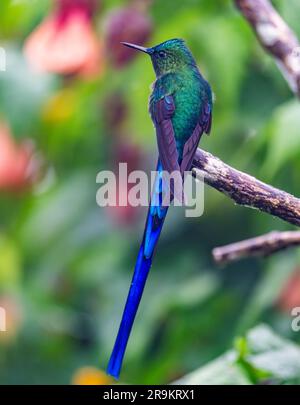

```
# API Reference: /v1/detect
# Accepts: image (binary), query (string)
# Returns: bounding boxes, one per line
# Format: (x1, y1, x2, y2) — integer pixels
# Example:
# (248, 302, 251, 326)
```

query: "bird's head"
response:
(121, 38, 196, 76)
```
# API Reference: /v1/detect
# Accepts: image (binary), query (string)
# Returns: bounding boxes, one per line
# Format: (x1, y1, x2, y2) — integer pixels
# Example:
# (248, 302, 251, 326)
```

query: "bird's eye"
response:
(158, 50, 166, 58)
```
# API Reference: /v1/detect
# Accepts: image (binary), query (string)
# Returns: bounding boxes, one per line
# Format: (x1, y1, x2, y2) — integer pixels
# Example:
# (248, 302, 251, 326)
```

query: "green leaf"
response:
(243, 324, 300, 383)
(173, 324, 300, 385)
(235, 253, 297, 333)
(173, 351, 250, 385)
(0, 234, 21, 290)
(262, 100, 300, 178)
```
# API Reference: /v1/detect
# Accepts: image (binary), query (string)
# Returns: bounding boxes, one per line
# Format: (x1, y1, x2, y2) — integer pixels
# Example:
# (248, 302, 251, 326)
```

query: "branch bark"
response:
(235, 0, 300, 96)
(212, 230, 300, 265)
(192, 148, 300, 227)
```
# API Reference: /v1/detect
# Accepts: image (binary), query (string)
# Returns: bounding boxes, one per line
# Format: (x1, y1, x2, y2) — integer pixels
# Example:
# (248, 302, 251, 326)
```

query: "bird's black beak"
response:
(121, 42, 151, 54)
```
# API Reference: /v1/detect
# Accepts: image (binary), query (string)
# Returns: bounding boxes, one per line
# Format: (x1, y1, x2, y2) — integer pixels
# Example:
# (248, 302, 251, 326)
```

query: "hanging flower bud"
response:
(105, 1, 152, 68)
(24, 0, 103, 77)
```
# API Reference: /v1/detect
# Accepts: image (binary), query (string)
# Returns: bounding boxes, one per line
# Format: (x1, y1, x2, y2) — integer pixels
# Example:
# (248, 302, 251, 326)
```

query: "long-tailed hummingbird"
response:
(107, 38, 213, 379)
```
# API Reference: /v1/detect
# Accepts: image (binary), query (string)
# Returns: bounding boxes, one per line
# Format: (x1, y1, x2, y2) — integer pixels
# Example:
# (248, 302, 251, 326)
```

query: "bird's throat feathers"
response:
(149, 38, 198, 78)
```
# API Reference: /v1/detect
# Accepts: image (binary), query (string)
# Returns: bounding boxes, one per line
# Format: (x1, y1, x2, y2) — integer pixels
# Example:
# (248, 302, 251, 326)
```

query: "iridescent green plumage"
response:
(149, 38, 212, 157)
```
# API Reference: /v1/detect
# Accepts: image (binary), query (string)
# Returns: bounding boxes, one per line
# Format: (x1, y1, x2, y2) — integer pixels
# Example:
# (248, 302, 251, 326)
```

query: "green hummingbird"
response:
(107, 38, 213, 379)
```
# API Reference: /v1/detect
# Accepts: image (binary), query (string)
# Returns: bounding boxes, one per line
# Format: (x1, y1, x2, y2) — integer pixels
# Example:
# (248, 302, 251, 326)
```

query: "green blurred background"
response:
(0, 0, 300, 385)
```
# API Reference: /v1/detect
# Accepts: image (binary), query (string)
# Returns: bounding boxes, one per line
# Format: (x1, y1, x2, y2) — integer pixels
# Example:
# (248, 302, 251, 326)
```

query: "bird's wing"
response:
(150, 95, 181, 175)
(150, 94, 212, 176)
(180, 99, 212, 174)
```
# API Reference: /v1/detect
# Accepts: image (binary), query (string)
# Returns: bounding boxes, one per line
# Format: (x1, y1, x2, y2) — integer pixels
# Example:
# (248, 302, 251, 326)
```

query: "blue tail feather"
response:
(107, 161, 168, 379)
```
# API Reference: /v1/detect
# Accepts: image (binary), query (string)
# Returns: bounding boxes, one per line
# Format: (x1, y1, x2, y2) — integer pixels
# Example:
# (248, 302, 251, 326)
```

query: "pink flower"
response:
(24, 0, 103, 77)
(0, 123, 40, 192)
(107, 140, 143, 226)
(277, 268, 300, 312)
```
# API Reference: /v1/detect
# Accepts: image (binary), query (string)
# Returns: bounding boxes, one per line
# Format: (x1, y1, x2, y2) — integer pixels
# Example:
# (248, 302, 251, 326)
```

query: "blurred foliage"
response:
(175, 324, 300, 384)
(0, 0, 300, 385)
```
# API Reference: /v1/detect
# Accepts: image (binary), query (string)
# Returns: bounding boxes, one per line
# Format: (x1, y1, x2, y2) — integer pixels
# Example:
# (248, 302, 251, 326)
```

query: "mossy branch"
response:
(192, 148, 300, 227)
(212, 230, 300, 265)
(235, 0, 300, 96)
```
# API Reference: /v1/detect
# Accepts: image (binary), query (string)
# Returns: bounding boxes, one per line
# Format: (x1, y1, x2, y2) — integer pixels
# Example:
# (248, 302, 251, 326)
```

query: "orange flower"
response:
(0, 123, 40, 192)
(72, 367, 113, 385)
(24, 0, 103, 77)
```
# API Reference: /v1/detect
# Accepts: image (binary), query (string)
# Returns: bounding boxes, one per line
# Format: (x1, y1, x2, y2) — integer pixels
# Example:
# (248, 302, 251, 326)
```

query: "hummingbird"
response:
(107, 38, 213, 379)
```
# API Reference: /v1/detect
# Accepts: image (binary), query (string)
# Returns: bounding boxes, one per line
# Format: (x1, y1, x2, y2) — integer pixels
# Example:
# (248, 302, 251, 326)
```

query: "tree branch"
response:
(192, 148, 300, 227)
(212, 230, 300, 265)
(235, 0, 300, 96)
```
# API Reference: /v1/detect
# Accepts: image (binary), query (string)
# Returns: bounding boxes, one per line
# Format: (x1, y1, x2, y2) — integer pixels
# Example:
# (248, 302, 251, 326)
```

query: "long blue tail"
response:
(107, 160, 169, 379)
